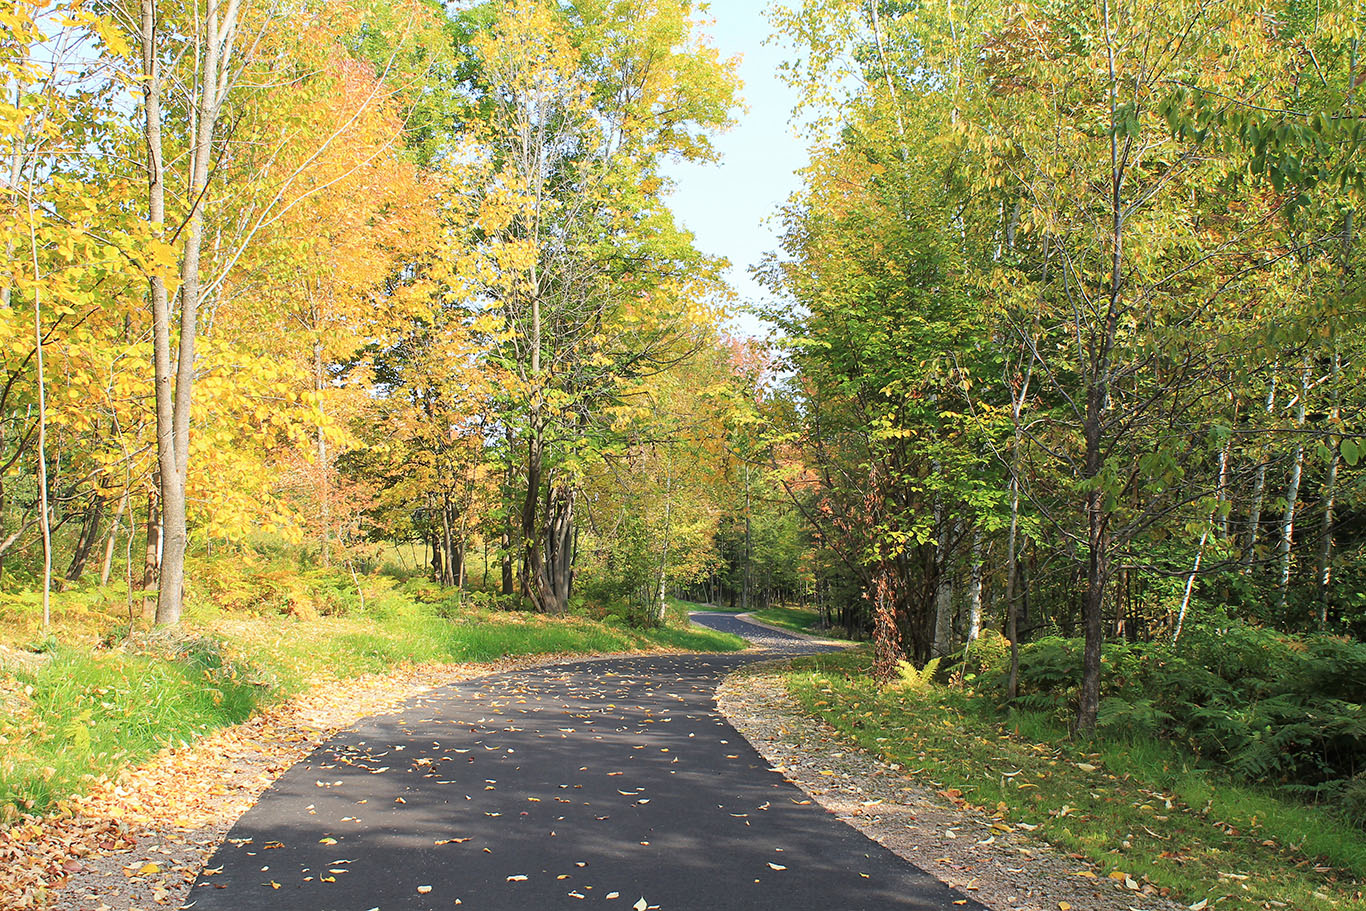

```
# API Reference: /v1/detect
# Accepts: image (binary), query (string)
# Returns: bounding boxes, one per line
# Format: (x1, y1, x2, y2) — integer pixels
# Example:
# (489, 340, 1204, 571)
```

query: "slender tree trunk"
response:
(1078, 0, 1124, 735)
(1319, 210, 1352, 627)
(1078, 407, 1110, 735)
(149, 0, 242, 626)
(932, 511, 955, 657)
(440, 496, 456, 587)
(141, 484, 161, 624)
(65, 494, 105, 583)
(1005, 365, 1032, 700)
(1174, 529, 1209, 642)
(1242, 372, 1278, 571)
(100, 488, 130, 587)
(519, 425, 544, 604)
(966, 531, 983, 643)
(315, 338, 330, 566)
(1275, 356, 1311, 613)
(1317, 346, 1341, 628)
(743, 464, 752, 612)
(656, 459, 673, 624)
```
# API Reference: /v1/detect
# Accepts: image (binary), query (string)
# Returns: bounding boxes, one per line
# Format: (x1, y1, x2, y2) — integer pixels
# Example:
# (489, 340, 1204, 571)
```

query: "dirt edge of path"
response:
(717, 664, 1187, 911)
(1, 648, 700, 911)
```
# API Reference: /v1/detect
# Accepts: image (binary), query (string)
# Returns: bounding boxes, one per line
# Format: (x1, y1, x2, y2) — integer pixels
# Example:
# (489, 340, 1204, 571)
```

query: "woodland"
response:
(3, 0, 1366, 907)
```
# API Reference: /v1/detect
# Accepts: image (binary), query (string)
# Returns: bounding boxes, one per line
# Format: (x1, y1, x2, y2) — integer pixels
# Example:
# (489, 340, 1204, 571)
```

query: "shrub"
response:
(894, 657, 941, 690)
(963, 629, 1010, 680)
(998, 622, 1366, 803)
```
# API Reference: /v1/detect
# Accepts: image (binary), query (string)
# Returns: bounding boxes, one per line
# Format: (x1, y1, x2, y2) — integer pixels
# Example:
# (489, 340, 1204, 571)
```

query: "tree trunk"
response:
(148, 0, 241, 627)
(966, 531, 983, 643)
(65, 494, 105, 583)
(1078, 408, 1110, 735)
(440, 496, 456, 587)
(1078, 6, 1124, 735)
(502, 425, 515, 596)
(100, 488, 130, 587)
(519, 425, 545, 605)
(141, 485, 161, 624)
(932, 518, 954, 657)
(315, 338, 330, 566)
(1275, 356, 1311, 613)
(743, 465, 752, 612)
(1242, 372, 1277, 571)
(1317, 347, 1341, 628)
(532, 483, 574, 614)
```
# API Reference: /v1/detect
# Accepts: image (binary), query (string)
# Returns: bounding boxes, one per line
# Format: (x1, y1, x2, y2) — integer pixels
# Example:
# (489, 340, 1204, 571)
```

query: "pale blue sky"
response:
(664, 3, 807, 338)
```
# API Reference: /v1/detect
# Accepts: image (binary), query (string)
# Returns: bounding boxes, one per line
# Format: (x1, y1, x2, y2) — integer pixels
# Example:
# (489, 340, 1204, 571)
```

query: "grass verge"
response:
(0, 592, 743, 822)
(670, 597, 741, 613)
(782, 649, 1366, 911)
(750, 605, 853, 639)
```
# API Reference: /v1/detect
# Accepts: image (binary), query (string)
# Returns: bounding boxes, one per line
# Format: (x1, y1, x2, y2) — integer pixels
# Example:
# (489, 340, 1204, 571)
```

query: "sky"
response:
(662, 4, 809, 339)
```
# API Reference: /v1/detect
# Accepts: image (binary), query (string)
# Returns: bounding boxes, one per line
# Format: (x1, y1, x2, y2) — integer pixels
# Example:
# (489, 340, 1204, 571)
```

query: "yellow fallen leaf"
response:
(1108, 871, 1128, 882)
(137, 862, 160, 876)
(319, 837, 338, 845)
(1060, 903, 1072, 911)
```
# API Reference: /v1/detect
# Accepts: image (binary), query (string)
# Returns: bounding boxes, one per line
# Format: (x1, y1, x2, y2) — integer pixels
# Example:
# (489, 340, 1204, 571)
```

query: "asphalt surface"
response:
(184, 613, 986, 910)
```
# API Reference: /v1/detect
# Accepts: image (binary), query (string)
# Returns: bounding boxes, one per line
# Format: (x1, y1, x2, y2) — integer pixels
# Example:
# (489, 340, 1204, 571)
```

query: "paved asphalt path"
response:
(184, 613, 987, 911)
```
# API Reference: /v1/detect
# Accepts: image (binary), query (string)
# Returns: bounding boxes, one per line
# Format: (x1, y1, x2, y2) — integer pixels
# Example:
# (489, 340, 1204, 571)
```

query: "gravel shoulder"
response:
(718, 664, 1188, 911)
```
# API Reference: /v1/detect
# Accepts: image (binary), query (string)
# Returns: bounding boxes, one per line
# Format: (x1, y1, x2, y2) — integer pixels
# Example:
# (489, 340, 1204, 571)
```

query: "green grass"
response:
(0, 584, 743, 822)
(670, 597, 741, 613)
(750, 605, 853, 639)
(782, 649, 1366, 911)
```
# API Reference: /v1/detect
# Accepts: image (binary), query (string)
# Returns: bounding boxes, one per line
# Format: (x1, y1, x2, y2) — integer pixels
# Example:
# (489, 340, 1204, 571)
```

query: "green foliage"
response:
(962, 629, 1010, 680)
(893, 656, 940, 690)
(1002, 622, 1366, 822)
(1343, 775, 1366, 830)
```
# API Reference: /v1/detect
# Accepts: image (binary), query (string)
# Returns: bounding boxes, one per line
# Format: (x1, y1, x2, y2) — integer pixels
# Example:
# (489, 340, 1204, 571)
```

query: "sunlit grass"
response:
(750, 605, 853, 639)
(782, 649, 1366, 911)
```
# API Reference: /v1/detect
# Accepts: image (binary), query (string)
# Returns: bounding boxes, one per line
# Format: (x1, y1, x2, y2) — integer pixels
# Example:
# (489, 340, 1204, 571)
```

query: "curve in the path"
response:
(184, 615, 985, 911)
